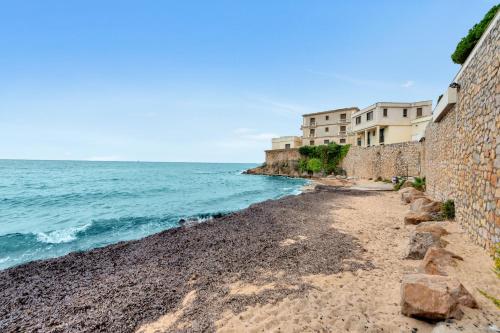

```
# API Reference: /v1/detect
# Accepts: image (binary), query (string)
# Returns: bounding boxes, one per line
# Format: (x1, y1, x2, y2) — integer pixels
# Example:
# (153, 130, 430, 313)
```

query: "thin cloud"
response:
(245, 95, 313, 116)
(402, 80, 414, 88)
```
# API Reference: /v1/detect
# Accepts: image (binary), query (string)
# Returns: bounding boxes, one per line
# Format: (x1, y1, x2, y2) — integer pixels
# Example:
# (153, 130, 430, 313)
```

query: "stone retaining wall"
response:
(341, 142, 424, 180)
(424, 15, 499, 249)
(265, 148, 300, 165)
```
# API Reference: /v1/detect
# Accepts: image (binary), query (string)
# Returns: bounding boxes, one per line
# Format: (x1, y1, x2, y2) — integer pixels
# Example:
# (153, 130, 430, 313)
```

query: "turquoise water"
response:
(0, 160, 308, 270)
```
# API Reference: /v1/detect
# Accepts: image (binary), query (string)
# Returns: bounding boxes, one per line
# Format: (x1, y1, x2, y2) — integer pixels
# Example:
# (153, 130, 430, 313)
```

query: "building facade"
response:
(301, 107, 358, 146)
(271, 136, 302, 150)
(351, 101, 432, 147)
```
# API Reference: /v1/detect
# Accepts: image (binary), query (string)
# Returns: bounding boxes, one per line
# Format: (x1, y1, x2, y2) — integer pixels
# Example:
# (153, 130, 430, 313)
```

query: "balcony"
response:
(338, 131, 347, 136)
(300, 122, 317, 129)
(433, 86, 458, 122)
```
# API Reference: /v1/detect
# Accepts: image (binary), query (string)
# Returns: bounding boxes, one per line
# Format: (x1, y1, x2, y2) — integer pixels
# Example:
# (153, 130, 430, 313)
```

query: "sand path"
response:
(216, 190, 500, 332)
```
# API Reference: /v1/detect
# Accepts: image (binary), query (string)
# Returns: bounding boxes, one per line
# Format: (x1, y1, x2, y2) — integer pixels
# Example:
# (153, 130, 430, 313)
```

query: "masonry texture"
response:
(341, 142, 424, 179)
(424, 16, 500, 249)
(341, 16, 499, 249)
(261, 15, 499, 249)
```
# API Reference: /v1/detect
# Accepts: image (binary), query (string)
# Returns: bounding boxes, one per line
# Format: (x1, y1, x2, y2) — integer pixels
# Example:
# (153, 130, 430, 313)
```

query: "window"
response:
(324, 139, 329, 144)
(325, 115, 329, 120)
(379, 128, 385, 144)
(310, 117, 316, 125)
(356, 116, 361, 124)
(325, 127, 329, 132)
(310, 129, 315, 137)
(417, 107, 423, 117)
(340, 125, 346, 132)
(357, 139, 362, 146)
(309, 140, 314, 146)
(367, 111, 373, 121)
(383, 108, 388, 117)
(340, 113, 346, 121)
(285, 143, 291, 149)
(403, 109, 408, 117)
(340, 138, 346, 144)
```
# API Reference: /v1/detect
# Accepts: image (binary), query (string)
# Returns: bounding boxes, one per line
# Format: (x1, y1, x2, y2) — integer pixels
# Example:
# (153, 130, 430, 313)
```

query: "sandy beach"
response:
(1, 184, 499, 332)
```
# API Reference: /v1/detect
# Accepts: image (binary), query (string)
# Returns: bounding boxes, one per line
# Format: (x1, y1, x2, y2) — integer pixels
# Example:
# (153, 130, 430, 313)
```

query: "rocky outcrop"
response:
(405, 231, 447, 260)
(401, 273, 477, 321)
(418, 247, 463, 276)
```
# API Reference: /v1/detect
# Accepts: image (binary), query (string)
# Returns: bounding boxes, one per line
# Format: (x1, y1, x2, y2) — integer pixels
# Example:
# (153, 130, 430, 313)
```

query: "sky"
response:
(0, 0, 496, 163)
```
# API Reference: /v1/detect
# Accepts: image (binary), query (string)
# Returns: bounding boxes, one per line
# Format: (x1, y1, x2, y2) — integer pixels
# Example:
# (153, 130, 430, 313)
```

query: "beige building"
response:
(271, 136, 302, 150)
(351, 101, 432, 147)
(301, 107, 359, 146)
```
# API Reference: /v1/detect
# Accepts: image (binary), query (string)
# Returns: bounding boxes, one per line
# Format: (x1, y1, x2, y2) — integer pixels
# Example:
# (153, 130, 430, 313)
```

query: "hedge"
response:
(451, 5, 499, 64)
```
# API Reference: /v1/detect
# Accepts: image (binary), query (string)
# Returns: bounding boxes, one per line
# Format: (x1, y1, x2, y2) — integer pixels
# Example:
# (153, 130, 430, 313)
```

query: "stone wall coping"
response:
(265, 148, 300, 153)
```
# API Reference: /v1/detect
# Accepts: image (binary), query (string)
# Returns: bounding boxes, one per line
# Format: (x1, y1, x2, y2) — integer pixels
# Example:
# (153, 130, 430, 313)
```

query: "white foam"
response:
(0, 256, 10, 264)
(36, 224, 91, 244)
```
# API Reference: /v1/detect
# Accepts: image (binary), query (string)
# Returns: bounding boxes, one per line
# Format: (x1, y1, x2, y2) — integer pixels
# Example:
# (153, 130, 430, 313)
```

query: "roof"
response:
(302, 107, 359, 117)
(353, 100, 433, 116)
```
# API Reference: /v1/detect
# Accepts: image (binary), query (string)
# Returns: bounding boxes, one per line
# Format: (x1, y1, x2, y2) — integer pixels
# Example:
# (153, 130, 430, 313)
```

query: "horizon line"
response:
(0, 158, 262, 164)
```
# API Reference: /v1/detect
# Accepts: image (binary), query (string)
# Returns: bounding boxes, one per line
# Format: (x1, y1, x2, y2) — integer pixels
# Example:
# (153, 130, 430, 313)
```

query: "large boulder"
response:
(401, 273, 477, 321)
(401, 188, 426, 204)
(405, 231, 447, 259)
(410, 198, 443, 214)
(418, 247, 463, 276)
(404, 211, 434, 225)
(416, 222, 449, 238)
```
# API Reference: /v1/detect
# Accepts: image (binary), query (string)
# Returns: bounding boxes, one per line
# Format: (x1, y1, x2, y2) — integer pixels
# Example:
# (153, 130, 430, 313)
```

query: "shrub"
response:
(297, 158, 308, 173)
(412, 177, 426, 191)
(451, 5, 499, 64)
(298, 143, 350, 175)
(393, 177, 406, 191)
(307, 158, 322, 173)
(441, 200, 455, 219)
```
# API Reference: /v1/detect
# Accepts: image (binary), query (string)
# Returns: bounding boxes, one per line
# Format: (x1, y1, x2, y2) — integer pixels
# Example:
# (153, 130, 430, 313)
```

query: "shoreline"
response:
(1, 185, 498, 332)
(1, 186, 374, 332)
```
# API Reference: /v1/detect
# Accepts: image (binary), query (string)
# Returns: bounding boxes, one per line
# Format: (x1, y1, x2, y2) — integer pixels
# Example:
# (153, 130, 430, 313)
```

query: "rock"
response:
(419, 247, 463, 276)
(404, 211, 434, 225)
(401, 180, 414, 189)
(416, 222, 449, 238)
(401, 188, 426, 204)
(405, 231, 447, 259)
(401, 273, 477, 321)
(399, 186, 414, 195)
(410, 198, 443, 214)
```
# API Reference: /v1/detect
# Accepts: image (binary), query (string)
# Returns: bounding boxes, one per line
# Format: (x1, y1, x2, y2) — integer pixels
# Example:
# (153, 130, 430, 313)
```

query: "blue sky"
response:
(0, 1, 496, 163)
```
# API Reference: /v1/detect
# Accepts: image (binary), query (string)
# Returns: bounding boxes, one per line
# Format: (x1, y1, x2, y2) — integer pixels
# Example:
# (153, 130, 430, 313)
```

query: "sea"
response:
(0, 160, 308, 270)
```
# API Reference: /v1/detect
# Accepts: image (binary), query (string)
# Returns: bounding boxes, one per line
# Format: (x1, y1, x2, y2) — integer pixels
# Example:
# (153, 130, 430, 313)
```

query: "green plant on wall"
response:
(412, 177, 426, 191)
(306, 158, 322, 173)
(451, 4, 499, 64)
(298, 143, 350, 175)
(441, 200, 455, 219)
